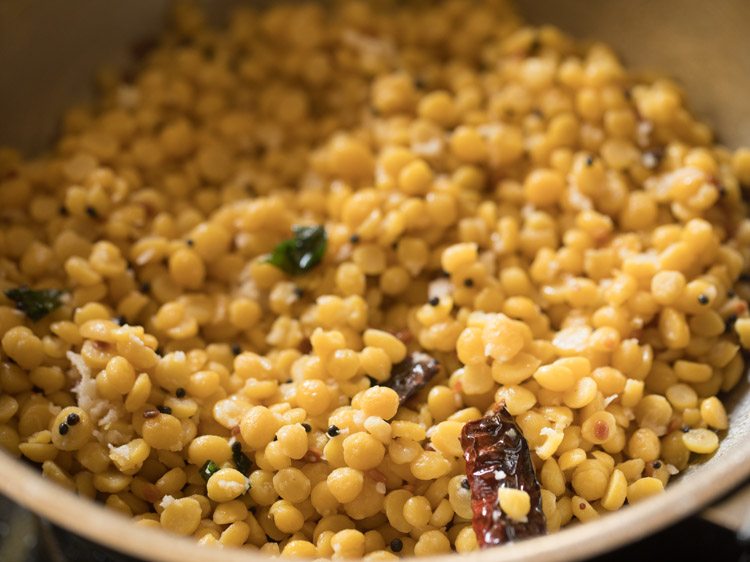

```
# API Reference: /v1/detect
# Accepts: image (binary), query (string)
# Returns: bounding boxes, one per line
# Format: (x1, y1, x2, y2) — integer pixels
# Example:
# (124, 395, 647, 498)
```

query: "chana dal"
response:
(1, 0, 750, 558)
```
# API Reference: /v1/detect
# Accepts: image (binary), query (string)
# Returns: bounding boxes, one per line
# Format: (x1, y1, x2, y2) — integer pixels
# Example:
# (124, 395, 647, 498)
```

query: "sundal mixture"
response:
(1, 0, 750, 558)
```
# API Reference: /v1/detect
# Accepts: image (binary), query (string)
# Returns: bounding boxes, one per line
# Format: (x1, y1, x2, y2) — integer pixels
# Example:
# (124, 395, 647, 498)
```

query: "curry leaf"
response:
(232, 445, 252, 476)
(199, 459, 220, 482)
(5, 287, 64, 321)
(265, 225, 327, 275)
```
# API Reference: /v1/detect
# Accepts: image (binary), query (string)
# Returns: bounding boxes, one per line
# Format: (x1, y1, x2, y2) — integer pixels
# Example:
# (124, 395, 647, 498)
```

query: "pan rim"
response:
(1, 435, 748, 562)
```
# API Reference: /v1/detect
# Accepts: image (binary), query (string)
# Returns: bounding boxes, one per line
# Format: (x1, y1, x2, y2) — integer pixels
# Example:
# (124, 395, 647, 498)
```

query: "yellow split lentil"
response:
(0, 0, 748, 556)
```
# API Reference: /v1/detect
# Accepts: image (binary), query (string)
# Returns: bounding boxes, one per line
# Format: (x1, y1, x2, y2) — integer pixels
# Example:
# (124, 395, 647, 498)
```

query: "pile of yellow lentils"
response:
(2, 0, 750, 557)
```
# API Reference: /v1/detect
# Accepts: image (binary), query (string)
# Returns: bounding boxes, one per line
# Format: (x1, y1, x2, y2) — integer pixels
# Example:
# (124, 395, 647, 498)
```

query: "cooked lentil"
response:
(0, 0, 748, 557)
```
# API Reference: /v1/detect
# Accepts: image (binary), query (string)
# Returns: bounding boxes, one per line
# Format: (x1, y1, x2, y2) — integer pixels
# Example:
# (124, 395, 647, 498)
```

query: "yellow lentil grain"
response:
(2, 327, 44, 370)
(282, 540, 319, 558)
(596, 468, 626, 511)
(141, 414, 183, 452)
(273, 467, 311, 503)
(497, 488, 531, 522)
(342, 433, 385, 471)
(682, 429, 720, 454)
(206, 468, 248, 502)
(627, 428, 661, 463)
(581, 411, 617, 445)
(524, 169, 566, 207)
(454, 526, 478, 553)
(414, 530, 451, 556)
(50, 407, 92, 451)
(533, 363, 576, 392)
(700, 397, 729, 430)
(330, 529, 366, 559)
(362, 330, 407, 364)
(403, 495, 431, 528)
(626, 477, 664, 504)
(571, 496, 598, 522)
(241, 406, 282, 450)
(327, 468, 364, 504)
(270, 500, 305, 534)
(674, 360, 713, 383)
(160, 497, 202, 536)
(360, 386, 400, 420)
(410, 450, 452, 480)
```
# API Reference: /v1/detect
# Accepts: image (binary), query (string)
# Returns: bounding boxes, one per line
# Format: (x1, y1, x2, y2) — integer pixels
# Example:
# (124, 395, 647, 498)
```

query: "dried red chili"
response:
(382, 351, 440, 404)
(461, 403, 546, 548)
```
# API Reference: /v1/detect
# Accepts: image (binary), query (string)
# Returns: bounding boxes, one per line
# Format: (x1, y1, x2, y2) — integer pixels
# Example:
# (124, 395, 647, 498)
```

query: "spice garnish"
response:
(5, 286, 64, 321)
(200, 459, 220, 482)
(641, 147, 665, 170)
(461, 403, 546, 548)
(725, 314, 738, 333)
(298, 338, 312, 354)
(232, 442, 252, 475)
(381, 352, 440, 405)
(265, 225, 327, 275)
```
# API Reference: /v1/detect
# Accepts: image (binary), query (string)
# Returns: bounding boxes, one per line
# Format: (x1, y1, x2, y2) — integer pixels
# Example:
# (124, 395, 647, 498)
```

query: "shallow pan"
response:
(0, 1, 749, 561)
